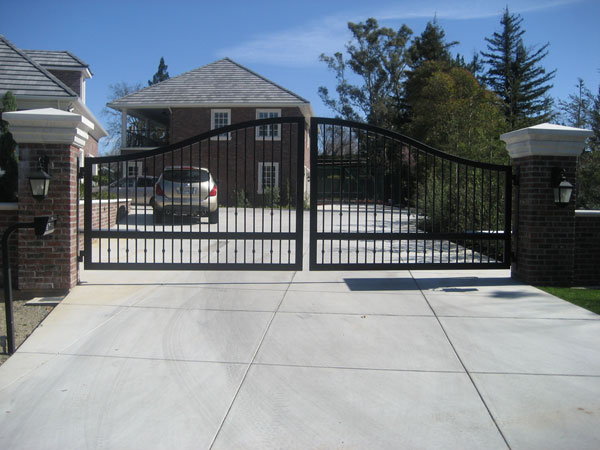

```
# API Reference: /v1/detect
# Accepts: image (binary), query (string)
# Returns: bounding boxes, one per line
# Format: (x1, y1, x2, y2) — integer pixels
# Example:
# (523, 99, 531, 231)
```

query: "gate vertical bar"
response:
(309, 117, 318, 270)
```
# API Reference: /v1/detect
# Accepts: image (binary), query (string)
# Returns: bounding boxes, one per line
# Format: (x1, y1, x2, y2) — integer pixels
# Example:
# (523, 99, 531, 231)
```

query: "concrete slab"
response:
(472, 373, 600, 450)
(441, 317, 600, 375)
(425, 290, 600, 319)
(280, 290, 433, 316)
(16, 304, 126, 354)
(0, 354, 245, 450)
(133, 285, 286, 312)
(256, 313, 464, 372)
(288, 270, 419, 293)
(212, 365, 507, 450)
(59, 307, 273, 363)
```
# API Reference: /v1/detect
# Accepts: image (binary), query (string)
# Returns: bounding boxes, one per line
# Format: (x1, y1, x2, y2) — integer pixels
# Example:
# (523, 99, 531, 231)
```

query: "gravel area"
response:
(0, 298, 55, 366)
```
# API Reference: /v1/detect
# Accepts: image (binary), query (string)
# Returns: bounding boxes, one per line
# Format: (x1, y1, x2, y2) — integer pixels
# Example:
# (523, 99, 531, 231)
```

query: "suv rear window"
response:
(163, 169, 209, 183)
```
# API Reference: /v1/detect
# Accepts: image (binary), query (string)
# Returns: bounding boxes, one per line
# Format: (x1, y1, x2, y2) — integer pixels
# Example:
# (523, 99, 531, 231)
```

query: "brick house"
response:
(107, 58, 313, 204)
(0, 34, 107, 158)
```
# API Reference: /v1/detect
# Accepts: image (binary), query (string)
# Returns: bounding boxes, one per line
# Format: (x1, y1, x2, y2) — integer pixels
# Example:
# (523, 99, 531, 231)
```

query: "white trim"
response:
(501, 123, 593, 159)
(210, 109, 231, 141)
(3, 108, 93, 148)
(257, 161, 279, 194)
(256, 109, 281, 140)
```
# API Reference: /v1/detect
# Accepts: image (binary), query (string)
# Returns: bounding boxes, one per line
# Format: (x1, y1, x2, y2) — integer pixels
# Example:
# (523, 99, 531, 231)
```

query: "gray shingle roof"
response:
(0, 35, 76, 98)
(24, 50, 89, 70)
(108, 58, 310, 109)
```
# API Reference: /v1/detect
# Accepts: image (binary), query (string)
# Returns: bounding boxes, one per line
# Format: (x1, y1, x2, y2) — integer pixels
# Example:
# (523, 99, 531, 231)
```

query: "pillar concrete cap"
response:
(501, 123, 593, 159)
(2, 108, 94, 149)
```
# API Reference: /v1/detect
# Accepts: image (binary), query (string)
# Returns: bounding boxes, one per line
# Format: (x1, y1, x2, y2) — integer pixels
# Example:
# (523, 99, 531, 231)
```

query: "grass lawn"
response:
(538, 286, 600, 315)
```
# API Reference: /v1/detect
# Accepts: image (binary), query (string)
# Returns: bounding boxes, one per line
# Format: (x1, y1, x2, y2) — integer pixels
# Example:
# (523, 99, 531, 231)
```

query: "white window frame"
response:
(256, 109, 281, 140)
(258, 162, 280, 194)
(211, 109, 231, 140)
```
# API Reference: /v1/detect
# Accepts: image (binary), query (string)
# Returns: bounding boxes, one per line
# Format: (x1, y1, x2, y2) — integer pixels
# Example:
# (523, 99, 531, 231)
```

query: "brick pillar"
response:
(501, 123, 593, 286)
(4, 108, 94, 294)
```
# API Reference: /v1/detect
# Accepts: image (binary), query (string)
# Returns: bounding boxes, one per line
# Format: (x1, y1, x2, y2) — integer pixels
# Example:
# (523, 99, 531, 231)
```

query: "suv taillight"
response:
(209, 185, 217, 197)
(155, 183, 164, 196)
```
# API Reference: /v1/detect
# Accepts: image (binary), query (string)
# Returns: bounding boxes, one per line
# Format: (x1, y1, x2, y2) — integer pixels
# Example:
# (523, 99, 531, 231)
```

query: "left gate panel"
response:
(83, 117, 305, 270)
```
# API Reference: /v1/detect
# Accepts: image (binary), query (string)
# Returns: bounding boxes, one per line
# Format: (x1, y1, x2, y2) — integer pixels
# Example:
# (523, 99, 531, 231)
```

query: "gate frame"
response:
(309, 117, 512, 271)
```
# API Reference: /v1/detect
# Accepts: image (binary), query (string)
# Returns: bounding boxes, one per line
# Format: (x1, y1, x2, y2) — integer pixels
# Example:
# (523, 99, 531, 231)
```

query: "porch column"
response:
(121, 108, 127, 148)
(501, 123, 593, 286)
(4, 108, 93, 294)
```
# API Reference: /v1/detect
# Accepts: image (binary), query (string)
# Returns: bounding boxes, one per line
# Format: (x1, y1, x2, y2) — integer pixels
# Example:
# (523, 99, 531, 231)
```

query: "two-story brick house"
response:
(107, 58, 313, 204)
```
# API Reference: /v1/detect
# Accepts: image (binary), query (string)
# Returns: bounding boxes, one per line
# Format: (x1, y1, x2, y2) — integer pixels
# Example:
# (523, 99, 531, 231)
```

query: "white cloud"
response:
(218, 0, 582, 67)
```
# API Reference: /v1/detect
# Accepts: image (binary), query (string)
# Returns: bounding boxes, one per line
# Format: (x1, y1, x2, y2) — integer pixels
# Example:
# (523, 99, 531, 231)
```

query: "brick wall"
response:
(78, 200, 130, 251)
(17, 143, 79, 293)
(48, 69, 82, 97)
(0, 205, 19, 287)
(512, 155, 577, 286)
(574, 212, 600, 286)
(83, 135, 99, 157)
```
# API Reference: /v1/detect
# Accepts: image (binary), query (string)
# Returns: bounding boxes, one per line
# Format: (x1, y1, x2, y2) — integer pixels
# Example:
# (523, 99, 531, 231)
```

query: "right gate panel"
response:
(309, 118, 512, 270)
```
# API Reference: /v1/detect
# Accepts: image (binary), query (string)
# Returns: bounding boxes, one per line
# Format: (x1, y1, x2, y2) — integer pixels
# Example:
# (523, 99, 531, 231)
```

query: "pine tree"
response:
(0, 91, 18, 201)
(557, 78, 591, 128)
(408, 18, 457, 69)
(481, 8, 556, 129)
(148, 57, 170, 86)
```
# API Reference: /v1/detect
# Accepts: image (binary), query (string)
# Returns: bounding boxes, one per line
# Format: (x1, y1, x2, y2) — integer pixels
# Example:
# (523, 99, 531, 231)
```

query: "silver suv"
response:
(153, 166, 218, 224)
(109, 176, 157, 205)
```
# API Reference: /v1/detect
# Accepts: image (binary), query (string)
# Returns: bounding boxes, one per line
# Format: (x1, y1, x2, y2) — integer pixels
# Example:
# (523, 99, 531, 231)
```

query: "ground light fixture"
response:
(29, 155, 52, 200)
(551, 167, 574, 206)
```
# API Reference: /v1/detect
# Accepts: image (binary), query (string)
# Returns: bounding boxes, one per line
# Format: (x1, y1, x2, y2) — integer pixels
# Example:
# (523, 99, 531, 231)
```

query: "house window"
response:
(256, 109, 281, 140)
(128, 165, 139, 177)
(211, 109, 231, 140)
(258, 162, 279, 194)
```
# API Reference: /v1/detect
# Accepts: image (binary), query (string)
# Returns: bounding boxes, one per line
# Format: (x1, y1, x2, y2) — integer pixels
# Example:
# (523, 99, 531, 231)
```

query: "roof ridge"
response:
(0, 35, 78, 98)
(25, 49, 90, 69)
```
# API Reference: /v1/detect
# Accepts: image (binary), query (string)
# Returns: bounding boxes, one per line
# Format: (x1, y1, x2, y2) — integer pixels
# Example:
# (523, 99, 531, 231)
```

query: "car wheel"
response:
(154, 208, 163, 224)
(209, 209, 219, 224)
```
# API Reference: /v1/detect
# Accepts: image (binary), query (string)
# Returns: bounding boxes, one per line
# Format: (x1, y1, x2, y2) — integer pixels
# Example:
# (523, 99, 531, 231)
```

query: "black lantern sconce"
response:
(29, 155, 52, 200)
(551, 167, 574, 206)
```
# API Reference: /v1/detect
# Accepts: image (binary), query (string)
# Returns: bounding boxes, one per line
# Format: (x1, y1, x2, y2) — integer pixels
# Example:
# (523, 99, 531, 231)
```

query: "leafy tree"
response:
(148, 57, 170, 86)
(402, 19, 459, 128)
(406, 62, 507, 163)
(101, 81, 143, 155)
(318, 18, 413, 128)
(0, 91, 18, 201)
(481, 7, 556, 129)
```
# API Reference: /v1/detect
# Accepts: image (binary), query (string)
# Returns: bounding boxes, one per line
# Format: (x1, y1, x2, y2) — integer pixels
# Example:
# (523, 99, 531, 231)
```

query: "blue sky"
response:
(3, 0, 599, 153)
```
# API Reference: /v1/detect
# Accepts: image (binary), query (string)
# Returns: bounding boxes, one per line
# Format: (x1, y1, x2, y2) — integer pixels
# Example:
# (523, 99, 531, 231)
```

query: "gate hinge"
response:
(78, 167, 85, 179)
(78, 251, 84, 263)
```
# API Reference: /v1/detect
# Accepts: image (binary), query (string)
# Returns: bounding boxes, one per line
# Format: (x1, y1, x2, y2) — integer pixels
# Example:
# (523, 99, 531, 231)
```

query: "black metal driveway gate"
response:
(82, 116, 512, 272)
(309, 118, 512, 270)
(82, 117, 305, 270)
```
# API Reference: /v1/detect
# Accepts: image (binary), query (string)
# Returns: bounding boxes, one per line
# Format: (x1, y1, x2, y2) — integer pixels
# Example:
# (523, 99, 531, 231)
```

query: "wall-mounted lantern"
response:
(551, 167, 574, 206)
(29, 155, 52, 200)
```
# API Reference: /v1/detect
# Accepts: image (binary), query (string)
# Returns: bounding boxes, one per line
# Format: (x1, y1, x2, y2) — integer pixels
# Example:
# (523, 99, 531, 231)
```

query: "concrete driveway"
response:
(1, 264, 599, 449)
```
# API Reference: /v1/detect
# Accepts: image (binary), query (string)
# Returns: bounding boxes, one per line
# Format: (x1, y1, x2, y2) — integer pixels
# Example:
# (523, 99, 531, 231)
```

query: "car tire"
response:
(154, 208, 163, 224)
(209, 209, 219, 224)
